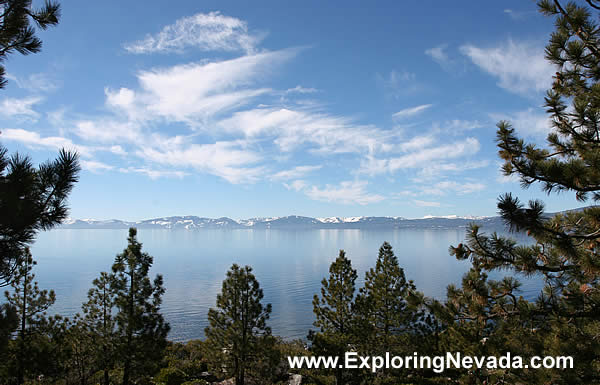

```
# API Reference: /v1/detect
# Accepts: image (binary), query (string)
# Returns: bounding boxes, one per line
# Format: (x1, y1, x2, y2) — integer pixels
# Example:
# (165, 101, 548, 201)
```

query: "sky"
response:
(0, 0, 586, 220)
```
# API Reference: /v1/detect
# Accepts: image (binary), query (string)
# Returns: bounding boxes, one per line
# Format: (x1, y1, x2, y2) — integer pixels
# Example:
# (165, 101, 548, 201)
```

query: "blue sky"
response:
(0, 0, 585, 220)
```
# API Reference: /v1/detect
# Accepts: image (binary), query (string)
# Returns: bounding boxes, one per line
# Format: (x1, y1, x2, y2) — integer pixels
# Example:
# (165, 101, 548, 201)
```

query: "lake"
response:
(26, 228, 542, 341)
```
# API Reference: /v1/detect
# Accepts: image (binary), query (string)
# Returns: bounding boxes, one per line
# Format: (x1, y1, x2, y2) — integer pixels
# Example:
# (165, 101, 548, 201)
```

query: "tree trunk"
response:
(17, 266, 28, 385)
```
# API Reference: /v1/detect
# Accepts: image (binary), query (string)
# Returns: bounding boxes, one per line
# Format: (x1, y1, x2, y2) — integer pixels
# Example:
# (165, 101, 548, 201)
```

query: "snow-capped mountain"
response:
(60, 215, 503, 230)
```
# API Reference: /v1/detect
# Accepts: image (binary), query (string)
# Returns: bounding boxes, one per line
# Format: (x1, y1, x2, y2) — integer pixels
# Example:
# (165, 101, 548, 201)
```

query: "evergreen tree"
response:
(355, 242, 421, 357)
(310, 250, 357, 385)
(447, 1, 600, 382)
(0, 0, 77, 367)
(81, 272, 116, 385)
(3, 248, 61, 384)
(63, 316, 96, 385)
(110, 228, 170, 385)
(205, 264, 272, 385)
(0, 148, 79, 287)
(0, 0, 60, 88)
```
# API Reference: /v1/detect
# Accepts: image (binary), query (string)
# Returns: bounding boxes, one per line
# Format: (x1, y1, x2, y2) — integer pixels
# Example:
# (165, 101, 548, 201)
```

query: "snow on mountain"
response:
(60, 214, 502, 230)
(421, 215, 489, 220)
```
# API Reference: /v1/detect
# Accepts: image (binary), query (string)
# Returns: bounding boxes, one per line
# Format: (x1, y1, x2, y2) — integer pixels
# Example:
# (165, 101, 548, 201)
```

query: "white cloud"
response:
(124, 11, 263, 54)
(360, 137, 480, 175)
(413, 199, 441, 207)
(503, 9, 536, 20)
(135, 140, 264, 184)
(304, 180, 384, 205)
(283, 179, 308, 191)
(460, 40, 554, 96)
(74, 119, 141, 143)
(6, 73, 58, 92)
(105, 49, 296, 125)
(376, 70, 420, 97)
(425, 44, 449, 65)
(119, 167, 188, 179)
(433, 119, 482, 135)
(0, 97, 43, 119)
(285, 85, 318, 94)
(271, 165, 322, 181)
(398, 135, 435, 152)
(108, 145, 127, 156)
(490, 108, 551, 138)
(392, 104, 432, 120)
(0, 128, 92, 156)
(81, 160, 114, 173)
(421, 181, 485, 196)
(418, 160, 489, 179)
(219, 107, 396, 154)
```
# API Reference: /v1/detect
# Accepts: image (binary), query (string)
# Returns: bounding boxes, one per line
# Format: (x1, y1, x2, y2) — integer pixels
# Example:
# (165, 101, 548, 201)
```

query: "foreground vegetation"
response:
(2, 0, 600, 383)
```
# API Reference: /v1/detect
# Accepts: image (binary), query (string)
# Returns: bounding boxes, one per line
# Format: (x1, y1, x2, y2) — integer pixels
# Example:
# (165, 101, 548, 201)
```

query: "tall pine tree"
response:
(355, 242, 421, 357)
(82, 272, 116, 385)
(448, 0, 600, 382)
(3, 248, 61, 384)
(110, 228, 170, 385)
(205, 264, 272, 385)
(310, 250, 357, 385)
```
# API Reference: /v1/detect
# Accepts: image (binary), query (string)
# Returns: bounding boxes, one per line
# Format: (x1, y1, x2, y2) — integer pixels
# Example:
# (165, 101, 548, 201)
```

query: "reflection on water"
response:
(29, 228, 542, 341)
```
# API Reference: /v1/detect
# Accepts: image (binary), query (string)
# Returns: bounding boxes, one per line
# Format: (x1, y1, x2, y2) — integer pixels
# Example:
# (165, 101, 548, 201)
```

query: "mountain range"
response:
(60, 215, 506, 230)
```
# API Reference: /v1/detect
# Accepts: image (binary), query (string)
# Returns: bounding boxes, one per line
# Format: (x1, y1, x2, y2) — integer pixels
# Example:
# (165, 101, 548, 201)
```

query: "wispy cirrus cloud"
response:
(420, 180, 485, 196)
(460, 40, 554, 96)
(6, 72, 59, 93)
(490, 108, 551, 138)
(105, 49, 297, 126)
(119, 167, 188, 179)
(0, 10, 491, 206)
(392, 104, 432, 120)
(285, 85, 318, 94)
(304, 180, 384, 205)
(134, 140, 264, 184)
(0, 97, 43, 119)
(81, 160, 114, 173)
(270, 165, 322, 181)
(376, 70, 421, 97)
(425, 44, 449, 66)
(503, 9, 537, 20)
(0, 128, 92, 156)
(359, 137, 480, 175)
(413, 199, 441, 207)
(219, 107, 397, 154)
(124, 11, 264, 54)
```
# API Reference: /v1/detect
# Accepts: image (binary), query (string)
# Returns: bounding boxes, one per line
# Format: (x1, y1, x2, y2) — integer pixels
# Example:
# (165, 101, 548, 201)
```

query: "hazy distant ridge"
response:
(61, 215, 504, 230)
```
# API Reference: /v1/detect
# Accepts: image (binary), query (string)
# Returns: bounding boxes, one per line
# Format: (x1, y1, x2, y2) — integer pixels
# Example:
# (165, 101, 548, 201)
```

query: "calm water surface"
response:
(28, 228, 541, 341)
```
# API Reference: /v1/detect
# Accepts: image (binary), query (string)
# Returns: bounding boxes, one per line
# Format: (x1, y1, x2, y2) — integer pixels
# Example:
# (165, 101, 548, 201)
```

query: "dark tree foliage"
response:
(310, 250, 357, 385)
(81, 272, 116, 385)
(0, 148, 79, 287)
(111, 228, 170, 385)
(354, 242, 422, 355)
(446, 0, 600, 383)
(0, 0, 60, 88)
(205, 264, 273, 385)
(3, 248, 62, 384)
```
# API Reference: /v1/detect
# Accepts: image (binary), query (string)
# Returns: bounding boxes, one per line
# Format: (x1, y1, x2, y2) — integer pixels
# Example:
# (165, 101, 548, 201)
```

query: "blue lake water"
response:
(26, 228, 542, 341)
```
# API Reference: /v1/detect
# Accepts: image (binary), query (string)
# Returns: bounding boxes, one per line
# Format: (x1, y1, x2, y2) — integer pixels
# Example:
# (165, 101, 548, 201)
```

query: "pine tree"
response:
(310, 250, 357, 385)
(81, 272, 116, 385)
(0, 149, 79, 287)
(205, 264, 272, 385)
(355, 242, 421, 357)
(110, 228, 170, 385)
(447, 1, 600, 382)
(0, 0, 61, 88)
(3, 248, 60, 384)
(63, 316, 96, 385)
